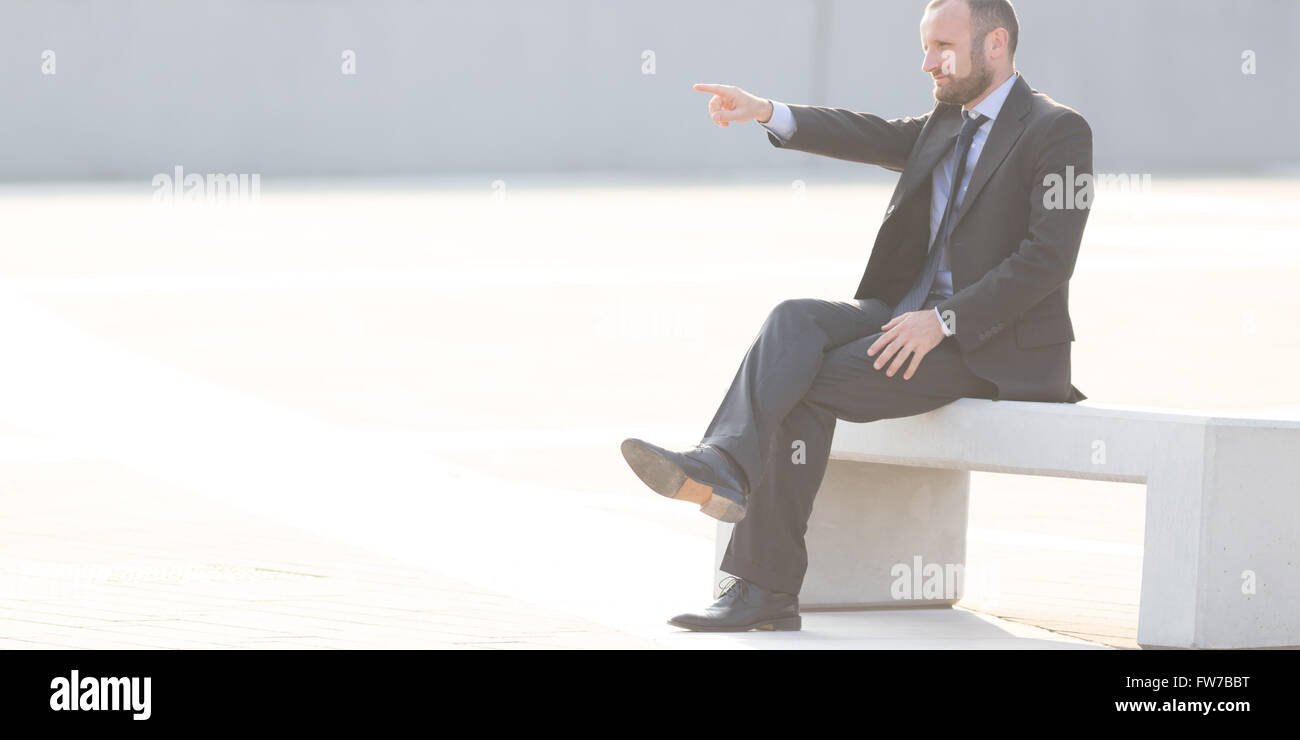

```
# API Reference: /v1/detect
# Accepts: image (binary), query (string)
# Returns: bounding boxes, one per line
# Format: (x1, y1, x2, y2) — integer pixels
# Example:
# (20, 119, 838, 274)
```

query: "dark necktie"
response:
(891, 110, 989, 318)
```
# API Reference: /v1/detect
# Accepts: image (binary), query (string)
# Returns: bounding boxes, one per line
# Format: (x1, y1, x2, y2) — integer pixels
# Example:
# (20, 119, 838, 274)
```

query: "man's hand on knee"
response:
(867, 310, 947, 380)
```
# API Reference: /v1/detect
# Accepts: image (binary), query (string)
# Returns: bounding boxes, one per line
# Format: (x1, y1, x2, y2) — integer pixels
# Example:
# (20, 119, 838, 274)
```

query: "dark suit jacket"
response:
(768, 75, 1090, 403)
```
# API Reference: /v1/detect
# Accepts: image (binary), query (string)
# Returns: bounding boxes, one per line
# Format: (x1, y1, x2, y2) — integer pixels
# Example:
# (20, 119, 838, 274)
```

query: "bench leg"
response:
(714, 459, 970, 608)
(1140, 424, 1300, 648)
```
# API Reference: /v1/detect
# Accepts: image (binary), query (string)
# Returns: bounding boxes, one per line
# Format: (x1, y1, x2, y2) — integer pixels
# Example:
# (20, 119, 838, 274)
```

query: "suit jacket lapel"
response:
(892, 106, 961, 206)
(950, 75, 1032, 230)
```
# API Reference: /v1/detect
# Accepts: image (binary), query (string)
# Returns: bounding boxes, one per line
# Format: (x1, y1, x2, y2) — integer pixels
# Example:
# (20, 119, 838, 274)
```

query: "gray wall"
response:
(2, 0, 1296, 181)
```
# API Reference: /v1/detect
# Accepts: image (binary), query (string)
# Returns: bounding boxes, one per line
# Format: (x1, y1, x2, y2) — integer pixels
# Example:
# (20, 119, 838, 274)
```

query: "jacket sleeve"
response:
(768, 105, 929, 172)
(937, 110, 1093, 351)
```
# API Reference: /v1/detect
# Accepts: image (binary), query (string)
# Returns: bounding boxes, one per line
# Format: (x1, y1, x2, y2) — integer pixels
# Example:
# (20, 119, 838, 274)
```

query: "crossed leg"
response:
(701, 296, 997, 595)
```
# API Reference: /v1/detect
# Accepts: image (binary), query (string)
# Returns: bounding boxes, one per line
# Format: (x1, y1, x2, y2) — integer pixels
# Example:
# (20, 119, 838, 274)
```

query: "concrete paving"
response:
(0, 455, 1094, 649)
(2, 175, 1296, 649)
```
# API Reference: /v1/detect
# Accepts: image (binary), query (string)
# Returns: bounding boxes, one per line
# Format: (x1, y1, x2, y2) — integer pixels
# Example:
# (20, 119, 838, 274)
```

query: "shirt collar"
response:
(966, 71, 1018, 123)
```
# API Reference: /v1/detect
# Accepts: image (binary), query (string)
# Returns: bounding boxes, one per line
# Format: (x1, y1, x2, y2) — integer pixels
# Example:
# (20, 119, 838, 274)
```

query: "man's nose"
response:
(921, 51, 940, 74)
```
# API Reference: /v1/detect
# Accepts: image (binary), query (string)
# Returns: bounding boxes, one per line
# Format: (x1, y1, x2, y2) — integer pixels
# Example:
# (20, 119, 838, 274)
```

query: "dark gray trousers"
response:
(699, 294, 997, 596)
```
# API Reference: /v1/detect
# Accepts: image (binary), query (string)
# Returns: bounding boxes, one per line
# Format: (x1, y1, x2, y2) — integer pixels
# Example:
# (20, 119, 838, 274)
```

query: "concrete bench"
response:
(714, 398, 1300, 648)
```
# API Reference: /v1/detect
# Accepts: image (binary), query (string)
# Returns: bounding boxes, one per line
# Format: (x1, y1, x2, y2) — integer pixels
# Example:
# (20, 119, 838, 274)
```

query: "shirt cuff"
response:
(934, 306, 954, 337)
(759, 100, 796, 142)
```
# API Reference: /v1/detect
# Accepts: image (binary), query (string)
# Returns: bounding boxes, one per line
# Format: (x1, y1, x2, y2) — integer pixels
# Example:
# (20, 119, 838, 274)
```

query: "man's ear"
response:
(986, 27, 1009, 61)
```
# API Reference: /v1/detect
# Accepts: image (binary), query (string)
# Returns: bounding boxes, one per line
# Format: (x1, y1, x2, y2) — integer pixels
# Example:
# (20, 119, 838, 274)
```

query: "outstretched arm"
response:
(693, 83, 928, 171)
(766, 105, 928, 172)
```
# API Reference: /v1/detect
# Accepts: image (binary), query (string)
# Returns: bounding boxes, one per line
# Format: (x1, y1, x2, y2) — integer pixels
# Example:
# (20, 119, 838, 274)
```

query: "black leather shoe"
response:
(668, 576, 801, 632)
(620, 439, 748, 522)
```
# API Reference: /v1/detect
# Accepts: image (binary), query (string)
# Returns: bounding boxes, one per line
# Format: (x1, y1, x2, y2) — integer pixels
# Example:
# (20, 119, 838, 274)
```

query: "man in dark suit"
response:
(621, 0, 1092, 631)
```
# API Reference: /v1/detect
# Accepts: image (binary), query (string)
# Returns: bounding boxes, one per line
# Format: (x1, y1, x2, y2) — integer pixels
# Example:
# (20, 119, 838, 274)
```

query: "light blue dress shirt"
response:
(761, 73, 1020, 336)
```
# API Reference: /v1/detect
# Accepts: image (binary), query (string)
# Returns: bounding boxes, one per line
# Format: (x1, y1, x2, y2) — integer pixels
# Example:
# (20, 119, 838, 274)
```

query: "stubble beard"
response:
(934, 50, 994, 106)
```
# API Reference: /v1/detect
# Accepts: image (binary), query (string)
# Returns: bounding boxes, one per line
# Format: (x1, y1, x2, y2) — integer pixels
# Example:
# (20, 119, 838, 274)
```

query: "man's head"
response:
(920, 0, 1019, 107)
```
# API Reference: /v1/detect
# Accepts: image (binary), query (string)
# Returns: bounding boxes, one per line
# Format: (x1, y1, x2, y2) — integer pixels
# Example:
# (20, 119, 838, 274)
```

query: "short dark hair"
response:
(927, 0, 1020, 58)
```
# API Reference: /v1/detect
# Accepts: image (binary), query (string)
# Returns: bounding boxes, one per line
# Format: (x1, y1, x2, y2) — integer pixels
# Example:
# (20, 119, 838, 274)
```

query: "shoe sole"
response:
(666, 615, 802, 632)
(620, 439, 746, 523)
